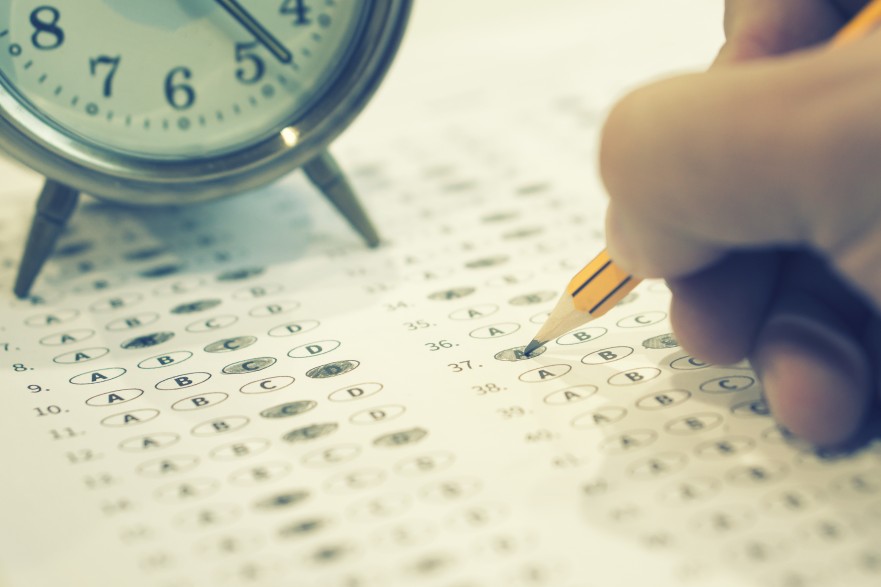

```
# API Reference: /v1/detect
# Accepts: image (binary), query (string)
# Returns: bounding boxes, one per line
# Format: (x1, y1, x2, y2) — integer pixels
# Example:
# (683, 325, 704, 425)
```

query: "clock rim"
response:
(0, 0, 412, 205)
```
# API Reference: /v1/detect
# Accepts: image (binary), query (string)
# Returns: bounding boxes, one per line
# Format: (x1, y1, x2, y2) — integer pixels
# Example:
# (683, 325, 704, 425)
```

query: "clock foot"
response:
(302, 150, 380, 248)
(13, 180, 80, 299)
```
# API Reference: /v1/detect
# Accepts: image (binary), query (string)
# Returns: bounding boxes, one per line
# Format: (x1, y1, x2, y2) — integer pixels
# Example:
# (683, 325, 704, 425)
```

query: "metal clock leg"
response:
(13, 179, 80, 299)
(302, 150, 381, 248)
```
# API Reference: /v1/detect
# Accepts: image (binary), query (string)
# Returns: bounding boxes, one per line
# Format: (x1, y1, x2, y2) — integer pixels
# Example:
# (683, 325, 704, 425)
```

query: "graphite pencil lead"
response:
(524, 339, 546, 357)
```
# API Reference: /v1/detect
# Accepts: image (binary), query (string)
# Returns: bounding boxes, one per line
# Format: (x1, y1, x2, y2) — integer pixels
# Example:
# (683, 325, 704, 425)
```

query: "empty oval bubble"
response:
(101, 409, 159, 427)
(138, 351, 193, 370)
(86, 388, 143, 407)
(469, 323, 520, 339)
(106, 312, 160, 332)
(268, 320, 320, 337)
(599, 430, 658, 455)
(449, 304, 499, 321)
(118, 432, 179, 452)
(191, 416, 250, 436)
(700, 376, 755, 394)
(53, 347, 110, 364)
(249, 300, 300, 318)
(556, 327, 607, 346)
(670, 355, 709, 370)
(350, 404, 406, 425)
(233, 283, 282, 300)
(731, 398, 770, 418)
(288, 340, 341, 359)
(571, 407, 628, 429)
(25, 309, 78, 327)
(137, 454, 198, 477)
(229, 461, 291, 486)
(155, 372, 211, 390)
(186, 315, 238, 333)
(607, 368, 660, 386)
(616, 311, 667, 328)
(40, 328, 95, 346)
(636, 389, 691, 411)
(396, 451, 456, 476)
(665, 413, 724, 435)
(519, 364, 571, 383)
(171, 392, 229, 411)
(70, 367, 126, 385)
(240, 376, 295, 395)
(90, 293, 142, 312)
(209, 438, 270, 461)
(301, 444, 361, 468)
(329, 382, 383, 402)
(581, 346, 634, 365)
(543, 385, 597, 405)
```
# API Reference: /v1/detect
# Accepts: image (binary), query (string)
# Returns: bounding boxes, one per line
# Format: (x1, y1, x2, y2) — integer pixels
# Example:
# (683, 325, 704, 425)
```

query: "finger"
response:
(718, 0, 846, 64)
(863, 317, 881, 413)
(833, 1, 872, 19)
(601, 32, 881, 282)
(668, 251, 780, 365)
(750, 253, 873, 447)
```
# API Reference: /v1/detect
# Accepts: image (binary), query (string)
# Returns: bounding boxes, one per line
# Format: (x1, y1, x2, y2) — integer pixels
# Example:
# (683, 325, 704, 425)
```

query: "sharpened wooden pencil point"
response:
(524, 253, 641, 350)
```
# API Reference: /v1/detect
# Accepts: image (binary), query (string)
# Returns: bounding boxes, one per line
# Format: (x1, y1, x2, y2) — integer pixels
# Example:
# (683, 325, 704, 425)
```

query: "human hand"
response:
(599, 0, 881, 447)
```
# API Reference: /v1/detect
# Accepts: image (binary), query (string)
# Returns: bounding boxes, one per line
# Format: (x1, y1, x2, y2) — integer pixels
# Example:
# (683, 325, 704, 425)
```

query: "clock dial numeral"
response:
(234, 42, 265, 85)
(30, 6, 65, 50)
(280, 0, 311, 25)
(0, 0, 368, 156)
(164, 67, 196, 111)
(89, 55, 121, 98)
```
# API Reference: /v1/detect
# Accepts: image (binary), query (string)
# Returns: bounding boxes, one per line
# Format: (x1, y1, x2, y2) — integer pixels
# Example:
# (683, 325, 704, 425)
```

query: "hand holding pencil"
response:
(530, 0, 881, 448)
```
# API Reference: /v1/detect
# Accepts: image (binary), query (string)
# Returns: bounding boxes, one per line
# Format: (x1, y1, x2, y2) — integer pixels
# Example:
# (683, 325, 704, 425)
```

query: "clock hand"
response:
(214, 0, 293, 64)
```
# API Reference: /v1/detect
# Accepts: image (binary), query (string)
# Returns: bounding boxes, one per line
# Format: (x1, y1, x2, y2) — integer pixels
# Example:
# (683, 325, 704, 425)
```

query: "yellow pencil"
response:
(524, 0, 881, 356)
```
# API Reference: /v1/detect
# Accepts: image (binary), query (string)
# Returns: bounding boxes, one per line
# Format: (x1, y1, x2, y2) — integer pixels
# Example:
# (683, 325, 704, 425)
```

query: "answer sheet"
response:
(1, 2, 880, 587)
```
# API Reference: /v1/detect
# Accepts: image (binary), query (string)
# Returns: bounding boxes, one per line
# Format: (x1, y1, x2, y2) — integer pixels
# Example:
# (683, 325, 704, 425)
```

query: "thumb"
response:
(600, 33, 881, 293)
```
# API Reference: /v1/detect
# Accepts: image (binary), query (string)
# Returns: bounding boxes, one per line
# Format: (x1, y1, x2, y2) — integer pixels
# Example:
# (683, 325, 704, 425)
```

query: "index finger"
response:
(601, 33, 881, 280)
(718, 0, 852, 63)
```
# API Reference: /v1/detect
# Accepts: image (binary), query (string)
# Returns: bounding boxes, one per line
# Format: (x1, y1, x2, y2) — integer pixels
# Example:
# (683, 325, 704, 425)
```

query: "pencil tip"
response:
(524, 340, 544, 357)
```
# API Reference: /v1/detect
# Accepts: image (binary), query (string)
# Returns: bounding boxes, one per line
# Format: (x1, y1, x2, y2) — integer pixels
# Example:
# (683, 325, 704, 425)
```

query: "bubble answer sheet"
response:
(1, 2, 880, 587)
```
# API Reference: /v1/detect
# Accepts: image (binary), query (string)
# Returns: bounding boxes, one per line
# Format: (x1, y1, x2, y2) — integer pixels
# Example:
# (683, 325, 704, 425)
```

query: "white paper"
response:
(2, 2, 879, 587)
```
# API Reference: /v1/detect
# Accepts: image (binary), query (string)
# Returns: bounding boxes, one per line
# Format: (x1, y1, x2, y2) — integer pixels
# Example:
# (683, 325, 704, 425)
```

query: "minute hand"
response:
(215, 0, 293, 64)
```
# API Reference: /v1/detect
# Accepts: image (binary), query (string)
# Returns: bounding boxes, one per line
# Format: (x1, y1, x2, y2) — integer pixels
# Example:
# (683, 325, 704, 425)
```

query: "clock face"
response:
(0, 0, 369, 159)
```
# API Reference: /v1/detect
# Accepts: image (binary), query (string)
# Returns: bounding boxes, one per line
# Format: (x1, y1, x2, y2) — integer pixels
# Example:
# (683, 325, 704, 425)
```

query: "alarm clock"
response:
(0, 0, 411, 297)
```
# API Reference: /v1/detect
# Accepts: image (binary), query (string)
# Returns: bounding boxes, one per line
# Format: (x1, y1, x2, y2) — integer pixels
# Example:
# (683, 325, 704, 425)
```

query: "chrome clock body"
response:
(0, 0, 411, 297)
